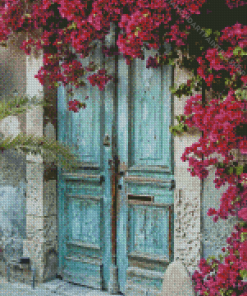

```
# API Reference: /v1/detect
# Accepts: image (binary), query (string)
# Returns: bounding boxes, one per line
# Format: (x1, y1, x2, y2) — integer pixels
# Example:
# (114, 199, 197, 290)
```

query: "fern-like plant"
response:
(0, 93, 80, 172)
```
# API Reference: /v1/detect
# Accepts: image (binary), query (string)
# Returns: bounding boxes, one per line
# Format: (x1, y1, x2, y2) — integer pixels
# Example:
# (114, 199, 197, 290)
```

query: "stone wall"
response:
(202, 148, 247, 259)
(23, 47, 58, 284)
(202, 166, 238, 260)
(0, 34, 58, 284)
(0, 35, 27, 275)
(173, 57, 203, 275)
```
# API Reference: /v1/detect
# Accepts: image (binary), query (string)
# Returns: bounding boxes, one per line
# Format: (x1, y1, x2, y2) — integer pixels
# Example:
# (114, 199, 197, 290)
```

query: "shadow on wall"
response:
(202, 168, 238, 259)
(0, 149, 26, 265)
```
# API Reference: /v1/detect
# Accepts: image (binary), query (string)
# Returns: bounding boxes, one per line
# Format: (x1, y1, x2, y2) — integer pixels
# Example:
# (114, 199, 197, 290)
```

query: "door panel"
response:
(117, 47, 174, 296)
(57, 42, 112, 290)
(129, 48, 173, 172)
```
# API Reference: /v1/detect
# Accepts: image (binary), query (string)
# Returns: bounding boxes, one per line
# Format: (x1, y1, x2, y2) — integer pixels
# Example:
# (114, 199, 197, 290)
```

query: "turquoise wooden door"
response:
(117, 47, 174, 296)
(57, 39, 174, 295)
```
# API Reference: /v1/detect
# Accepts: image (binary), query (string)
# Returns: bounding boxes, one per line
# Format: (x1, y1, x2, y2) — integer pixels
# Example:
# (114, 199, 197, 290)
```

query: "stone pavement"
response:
(0, 277, 123, 296)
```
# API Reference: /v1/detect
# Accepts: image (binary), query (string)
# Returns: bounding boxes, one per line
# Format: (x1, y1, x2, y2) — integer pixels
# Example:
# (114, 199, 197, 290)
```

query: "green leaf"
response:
(240, 269, 247, 279)
(0, 133, 80, 172)
(204, 28, 212, 37)
(217, 162, 225, 168)
(233, 46, 247, 56)
(219, 254, 224, 263)
(227, 166, 234, 174)
(68, 22, 77, 30)
(236, 165, 244, 175)
(239, 221, 247, 228)
(241, 232, 247, 242)
(170, 85, 176, 93)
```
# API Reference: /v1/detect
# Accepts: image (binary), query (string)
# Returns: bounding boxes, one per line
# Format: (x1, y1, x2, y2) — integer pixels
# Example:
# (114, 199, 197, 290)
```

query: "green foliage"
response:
(0, 94, 52, 121)
(240, 269, 247, 279)
(235, 88, 247, 101)
(0, 133, 79, 172)
(216, 162, 245, 176)
(0, 94, 80, 171)
(233, 46, 247, 56)
(169, 115, 190, 136)
(206, 255, 216, 264)
(240, 232, 247, 242)
(169, 122, 188, 136)
(170, 83, 193, 98)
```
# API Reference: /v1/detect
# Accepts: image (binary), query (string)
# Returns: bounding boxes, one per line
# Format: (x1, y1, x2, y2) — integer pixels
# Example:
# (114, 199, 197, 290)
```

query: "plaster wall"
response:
(0, 35, 27, 273)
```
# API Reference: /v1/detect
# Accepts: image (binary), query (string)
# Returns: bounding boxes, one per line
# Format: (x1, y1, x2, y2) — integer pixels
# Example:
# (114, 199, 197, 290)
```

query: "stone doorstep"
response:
(38, 279, 123, 296)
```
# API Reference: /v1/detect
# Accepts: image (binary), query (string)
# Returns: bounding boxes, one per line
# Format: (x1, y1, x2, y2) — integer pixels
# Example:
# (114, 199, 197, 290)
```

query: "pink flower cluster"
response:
(181, 90, 247, 221)
(0, 0, 209, 90)
(226, 0, 247, 8)
(196, 23, 247, 90)
(192, 222, 247, 296)
(87, 69, 113, 91)
(68, 98, 87, 112)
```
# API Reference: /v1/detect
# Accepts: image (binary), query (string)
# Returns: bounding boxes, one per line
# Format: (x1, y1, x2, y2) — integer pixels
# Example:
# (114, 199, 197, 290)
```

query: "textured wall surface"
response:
(202, 166, 238, 259)
(0, 35, 27, 267)
(173, 56, 203, 275)
(202, 148, 247, 259)
(24, 48, 59, 283)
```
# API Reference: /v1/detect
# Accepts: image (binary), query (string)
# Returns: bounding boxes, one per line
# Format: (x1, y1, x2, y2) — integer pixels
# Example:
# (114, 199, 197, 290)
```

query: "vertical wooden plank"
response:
(117, 38, 130, 293)
(169, 205, 172, 261)
(162, 63, 174, 174)
(57, 83, 67, 275)
(103, 23, 116, 292)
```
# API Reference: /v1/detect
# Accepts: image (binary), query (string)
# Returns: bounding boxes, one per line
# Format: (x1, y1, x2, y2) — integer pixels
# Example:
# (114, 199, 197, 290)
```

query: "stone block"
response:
(174, 167, 201, 191)
(43, 181, 57, 216)
(161, 259, 196, 296)
(26, 165, 44, 216)
(43, 215, 57, 243)
(7, 260, 32, 285)
(26, 215, 44, 239)
(0, 116, 21, 139)
(43, 248, 58, 282)
(0, 261, 5, 277)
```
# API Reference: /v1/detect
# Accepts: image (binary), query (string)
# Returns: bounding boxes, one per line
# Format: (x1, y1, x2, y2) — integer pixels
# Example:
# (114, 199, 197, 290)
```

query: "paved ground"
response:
(0, 277, 123, 296)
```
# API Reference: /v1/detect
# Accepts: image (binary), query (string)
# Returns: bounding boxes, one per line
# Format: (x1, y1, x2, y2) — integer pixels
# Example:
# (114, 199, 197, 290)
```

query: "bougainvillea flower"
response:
(238, 207, 247, 221)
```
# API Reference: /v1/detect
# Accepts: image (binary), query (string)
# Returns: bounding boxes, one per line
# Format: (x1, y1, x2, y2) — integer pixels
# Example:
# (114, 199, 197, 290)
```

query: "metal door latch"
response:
(169, 180, 175, 191)
(103, 134, 111, 147)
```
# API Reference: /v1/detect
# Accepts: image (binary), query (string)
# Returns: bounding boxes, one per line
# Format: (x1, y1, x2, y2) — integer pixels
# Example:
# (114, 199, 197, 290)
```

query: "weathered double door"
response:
(58, 36, 174, 296)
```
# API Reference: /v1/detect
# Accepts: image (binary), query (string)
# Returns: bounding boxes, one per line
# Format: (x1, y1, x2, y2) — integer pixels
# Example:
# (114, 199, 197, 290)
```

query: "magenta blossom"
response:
(238, 207, 247, 221)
